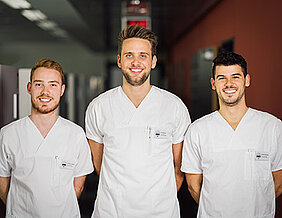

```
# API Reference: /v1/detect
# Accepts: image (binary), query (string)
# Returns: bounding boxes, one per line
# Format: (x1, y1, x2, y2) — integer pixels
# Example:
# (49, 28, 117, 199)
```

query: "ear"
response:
(117, 55, 121, 68)
(27, 82, 32, 95)
(210, 78, 216, 90)
(151, 55, 157, 69)
(61, 84, 65, 96)
(245, 74, 250, 87)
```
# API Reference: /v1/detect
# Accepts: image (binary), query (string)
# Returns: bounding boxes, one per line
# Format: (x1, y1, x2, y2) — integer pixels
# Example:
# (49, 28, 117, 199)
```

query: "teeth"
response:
(131, 68, 142, 73)
(40, 98, 51, 102)
(224, 90, 236, 94)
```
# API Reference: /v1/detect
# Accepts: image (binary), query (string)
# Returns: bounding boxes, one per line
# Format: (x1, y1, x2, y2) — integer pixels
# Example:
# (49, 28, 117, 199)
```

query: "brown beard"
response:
(122, 71, 150, 86)
(31, 98, 60, 114)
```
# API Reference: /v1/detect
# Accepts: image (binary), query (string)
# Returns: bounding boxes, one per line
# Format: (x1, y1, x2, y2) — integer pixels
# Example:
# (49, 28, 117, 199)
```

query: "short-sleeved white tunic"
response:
(0, 116, 94, 218)
(181, 108, 282, 218)
(85, 86, 191, 218)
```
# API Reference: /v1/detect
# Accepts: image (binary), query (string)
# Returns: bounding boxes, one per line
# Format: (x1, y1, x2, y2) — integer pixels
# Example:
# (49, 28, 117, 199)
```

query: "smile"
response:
(39, 97, 52, 103)
(224, 89, 236, 94)
(130, 68, 143, 73)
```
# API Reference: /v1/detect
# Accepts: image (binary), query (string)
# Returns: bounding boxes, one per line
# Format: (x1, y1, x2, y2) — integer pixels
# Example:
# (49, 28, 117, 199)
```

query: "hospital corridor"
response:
(0, 0, 282, 217)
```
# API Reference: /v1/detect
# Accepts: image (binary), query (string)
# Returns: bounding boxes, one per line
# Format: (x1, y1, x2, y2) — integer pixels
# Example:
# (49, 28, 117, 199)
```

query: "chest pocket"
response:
(244, 150, 272, 180)
(148, 127, 172, 155)
(53, 156, 76, 186)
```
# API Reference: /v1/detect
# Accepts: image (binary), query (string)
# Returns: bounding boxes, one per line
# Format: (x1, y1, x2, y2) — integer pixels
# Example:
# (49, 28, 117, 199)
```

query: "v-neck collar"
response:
(216, 108, 250, 133)
(119, 85, 154, 110)
(27, 116, 60, 140)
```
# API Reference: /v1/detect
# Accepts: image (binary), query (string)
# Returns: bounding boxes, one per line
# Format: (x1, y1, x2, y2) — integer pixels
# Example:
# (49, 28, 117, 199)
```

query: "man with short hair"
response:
(181, 51, 282, 218)
(0, 58, 94, 217)
(85, 25, 191, 217)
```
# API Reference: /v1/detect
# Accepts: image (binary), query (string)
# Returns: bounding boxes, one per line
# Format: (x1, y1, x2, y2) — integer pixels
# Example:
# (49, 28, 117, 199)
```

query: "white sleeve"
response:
(181, 124, 203, 174)
(74, 131, 94, 177)
(271, 119, 282, 172)
(85, 101, 103, 144)
(172, 100, 191, 144)
(0, 130, 11, 177)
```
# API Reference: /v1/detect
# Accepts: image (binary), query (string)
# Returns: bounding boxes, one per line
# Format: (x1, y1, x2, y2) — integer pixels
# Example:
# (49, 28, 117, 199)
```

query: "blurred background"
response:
(0, 0, 281, 217)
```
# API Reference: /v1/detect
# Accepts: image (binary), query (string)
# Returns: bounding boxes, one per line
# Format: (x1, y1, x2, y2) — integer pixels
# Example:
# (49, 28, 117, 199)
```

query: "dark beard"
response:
(220, 90, 245, 106)
(122, 71, 150, 86)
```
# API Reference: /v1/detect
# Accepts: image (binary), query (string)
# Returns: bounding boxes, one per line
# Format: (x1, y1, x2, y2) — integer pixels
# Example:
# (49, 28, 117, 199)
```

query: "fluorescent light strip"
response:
(37, 20, 57, 31)
(1, 0, 31, 9)
(21, 10, 47, 21)
(51, 28, 68, 38)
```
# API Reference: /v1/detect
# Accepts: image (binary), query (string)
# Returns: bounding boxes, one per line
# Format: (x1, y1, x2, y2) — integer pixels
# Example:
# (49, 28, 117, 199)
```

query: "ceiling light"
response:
(21, 10, 47, 21)
(51, 28, 68, 38)
(130, 0, 140, 5)
(0, 0, 31, 9)
(37, 20, 57, 31)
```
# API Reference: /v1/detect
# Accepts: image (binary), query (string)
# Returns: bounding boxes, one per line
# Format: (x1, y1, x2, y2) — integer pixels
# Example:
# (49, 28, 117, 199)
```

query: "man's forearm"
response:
(74, 176, 86, 199)
(273, 170, 282, 198)
(185, 174, 203, 204)
(0, 177, 11, 204)
(88, 139, 104, 176)
(175, 167, 184, 191)
(188, 184, 201, 204)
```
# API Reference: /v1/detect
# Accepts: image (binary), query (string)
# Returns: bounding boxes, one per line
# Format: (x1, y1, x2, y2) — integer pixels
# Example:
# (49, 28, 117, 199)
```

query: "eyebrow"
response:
(33, 80, 60, 84)
(216, 73, 242, 78)
(232, 73, 243, 76)
(123, 51, 150, 55)
(140, 52, 149, 55)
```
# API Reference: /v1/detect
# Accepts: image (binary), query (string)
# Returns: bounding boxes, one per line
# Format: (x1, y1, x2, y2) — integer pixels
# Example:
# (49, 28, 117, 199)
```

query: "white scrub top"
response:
(85, 86, 190, 218)
(0, 116, 94, 218)
(181, 108, 282, 218)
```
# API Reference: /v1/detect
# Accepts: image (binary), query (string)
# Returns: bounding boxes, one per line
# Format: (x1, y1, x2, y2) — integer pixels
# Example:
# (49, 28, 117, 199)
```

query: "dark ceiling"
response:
(0, 0, 221, 54)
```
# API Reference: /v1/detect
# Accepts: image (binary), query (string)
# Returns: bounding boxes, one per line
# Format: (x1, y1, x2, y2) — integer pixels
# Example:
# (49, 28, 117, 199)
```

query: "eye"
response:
(50, 83, 58, 87)
(34, 83, 42, 87)
(140, 54, 147, 58)
(125, 54, 132, 58)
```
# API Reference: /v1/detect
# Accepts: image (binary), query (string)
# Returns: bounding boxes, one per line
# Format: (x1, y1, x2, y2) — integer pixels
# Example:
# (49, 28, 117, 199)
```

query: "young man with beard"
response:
(85, 25, 191, 217)
(0, 58, 93, 217)
(181, 51, 282, 218)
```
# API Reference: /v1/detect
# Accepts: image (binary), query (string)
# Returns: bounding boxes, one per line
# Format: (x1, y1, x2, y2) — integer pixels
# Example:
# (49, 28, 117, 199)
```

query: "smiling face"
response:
(117, 37, 157, 87)
(211, 65, 250, 107)
(27, 67, 65, 115)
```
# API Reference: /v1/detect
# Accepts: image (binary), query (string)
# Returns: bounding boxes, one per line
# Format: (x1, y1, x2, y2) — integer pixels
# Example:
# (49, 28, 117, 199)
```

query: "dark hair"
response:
(212, 51, 247, 78)
(118, 25, 158, 57)
(30, 58, 65, 84)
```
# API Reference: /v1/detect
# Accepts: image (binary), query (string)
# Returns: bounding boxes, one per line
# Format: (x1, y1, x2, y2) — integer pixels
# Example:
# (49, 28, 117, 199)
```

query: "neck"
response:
(122, 78, 151, 108)
(218, 100, 248, 130)
(29, 109, 58, 138)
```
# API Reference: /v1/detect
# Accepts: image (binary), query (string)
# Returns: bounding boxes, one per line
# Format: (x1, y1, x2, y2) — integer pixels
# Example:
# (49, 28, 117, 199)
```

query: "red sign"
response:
(127, 20, 148, 28)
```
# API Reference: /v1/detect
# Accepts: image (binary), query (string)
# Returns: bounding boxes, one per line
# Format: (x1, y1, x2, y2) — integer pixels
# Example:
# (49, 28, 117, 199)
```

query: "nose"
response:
(225, 77, 234, 87)
(41, 84, 50, 95)
(131, 57, 141, 66)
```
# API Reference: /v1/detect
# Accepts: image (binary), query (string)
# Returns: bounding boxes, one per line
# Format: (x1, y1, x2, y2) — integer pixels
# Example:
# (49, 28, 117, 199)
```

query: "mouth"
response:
(223, 88, 237, 96)
(130, 68, 143, 74)
(224, 89, 236, 94)
(39, 97, 52, 103)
